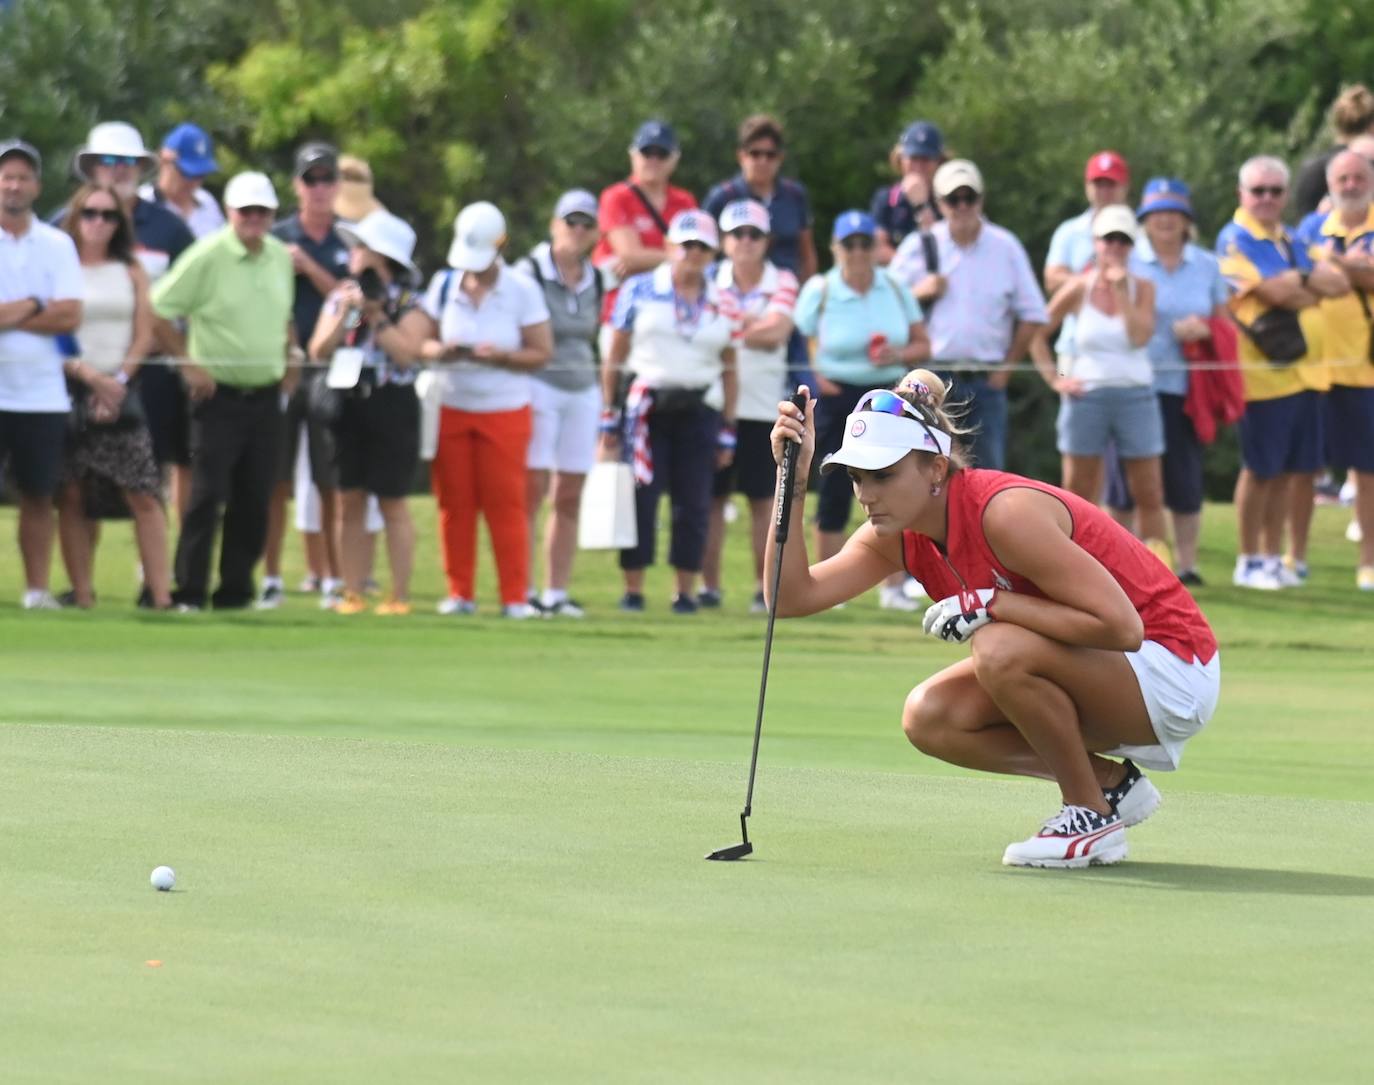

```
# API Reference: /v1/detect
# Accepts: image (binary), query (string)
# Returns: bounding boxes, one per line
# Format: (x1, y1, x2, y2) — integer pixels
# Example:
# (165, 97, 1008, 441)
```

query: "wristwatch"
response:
(28, 296, 45, 316)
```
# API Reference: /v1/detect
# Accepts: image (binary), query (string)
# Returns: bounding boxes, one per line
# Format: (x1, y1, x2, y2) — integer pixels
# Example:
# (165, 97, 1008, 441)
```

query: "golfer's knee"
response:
(902, 684, 954, 755)
(970, 623, 1038, 689)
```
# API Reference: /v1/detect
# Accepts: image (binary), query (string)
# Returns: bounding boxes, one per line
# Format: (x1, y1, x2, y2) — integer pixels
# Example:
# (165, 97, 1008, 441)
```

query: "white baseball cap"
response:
(667, 208, 719, 248)
(553, 189, 598, 221)
(336, 209, 418, 273)
(1093, 203, 1140, 241)
(719, 199, 771, 235)
(933, 159, 985, 199)
(447, 201, 506, 271)
(819, 389, 953, 475)
(75, 122, 157, 180)
(223, 171, 279, 211)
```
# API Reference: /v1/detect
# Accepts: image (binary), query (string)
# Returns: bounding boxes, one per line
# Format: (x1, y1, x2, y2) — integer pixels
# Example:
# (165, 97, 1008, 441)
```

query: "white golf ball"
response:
(150, 866, 176, 892)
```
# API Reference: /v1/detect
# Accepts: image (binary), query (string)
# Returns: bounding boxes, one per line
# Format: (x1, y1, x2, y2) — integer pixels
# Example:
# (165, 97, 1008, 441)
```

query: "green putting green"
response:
(1, 499, 1370, 1081)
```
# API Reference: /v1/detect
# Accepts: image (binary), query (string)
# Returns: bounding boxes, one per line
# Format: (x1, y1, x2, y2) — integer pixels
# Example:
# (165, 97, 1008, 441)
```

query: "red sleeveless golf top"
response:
(902, 469, 1217, 664)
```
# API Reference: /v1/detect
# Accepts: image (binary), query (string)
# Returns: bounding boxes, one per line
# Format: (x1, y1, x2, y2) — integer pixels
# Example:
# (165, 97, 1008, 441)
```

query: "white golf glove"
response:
(922, 589, 997, 644)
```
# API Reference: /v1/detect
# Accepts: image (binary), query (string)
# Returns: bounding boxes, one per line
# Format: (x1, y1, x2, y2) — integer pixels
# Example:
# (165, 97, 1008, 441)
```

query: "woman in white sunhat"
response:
(1033, 205, 1169, 559)
(414, 201, 554, 618)
(600, 208, 739, 614)
(765, 372, 1219, 869)
(516, 189, 604, 617)
(310, 209, 429, 616)
(699, 198, 797, 613)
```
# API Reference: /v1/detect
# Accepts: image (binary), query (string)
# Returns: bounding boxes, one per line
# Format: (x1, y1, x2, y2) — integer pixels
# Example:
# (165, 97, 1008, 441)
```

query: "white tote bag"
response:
(414, 368, 444, 461)
(578, 461, 638, 550)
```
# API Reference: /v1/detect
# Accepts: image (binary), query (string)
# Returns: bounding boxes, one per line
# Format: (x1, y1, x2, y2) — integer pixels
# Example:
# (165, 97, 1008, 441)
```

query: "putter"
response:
(706, 390, 808, 861)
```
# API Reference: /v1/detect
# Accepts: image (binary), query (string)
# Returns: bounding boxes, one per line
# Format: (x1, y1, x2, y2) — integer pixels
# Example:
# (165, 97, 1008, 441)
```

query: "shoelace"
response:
(1041, 805, 1101, 835)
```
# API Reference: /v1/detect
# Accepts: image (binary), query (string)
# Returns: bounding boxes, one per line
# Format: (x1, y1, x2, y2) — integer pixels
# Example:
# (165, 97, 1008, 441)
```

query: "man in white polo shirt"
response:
(0, 140, 84, 609)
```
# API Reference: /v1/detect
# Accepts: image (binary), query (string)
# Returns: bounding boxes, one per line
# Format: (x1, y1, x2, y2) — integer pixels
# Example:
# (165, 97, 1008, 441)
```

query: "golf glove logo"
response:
(922, 588, 996, 643)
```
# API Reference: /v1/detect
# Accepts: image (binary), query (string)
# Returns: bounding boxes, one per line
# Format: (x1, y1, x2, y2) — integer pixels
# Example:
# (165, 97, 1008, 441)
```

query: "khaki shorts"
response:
(1104, 641, 1221, 771)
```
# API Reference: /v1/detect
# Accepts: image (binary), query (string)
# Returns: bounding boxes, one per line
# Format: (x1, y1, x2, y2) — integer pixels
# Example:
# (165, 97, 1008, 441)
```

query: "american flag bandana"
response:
(624, 379, 655, 486)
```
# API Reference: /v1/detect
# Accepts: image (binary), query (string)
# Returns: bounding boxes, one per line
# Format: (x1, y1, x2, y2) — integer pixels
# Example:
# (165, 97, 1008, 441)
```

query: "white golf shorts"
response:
(1105, 640, 1221, 772)
(528, 381, 601, 474)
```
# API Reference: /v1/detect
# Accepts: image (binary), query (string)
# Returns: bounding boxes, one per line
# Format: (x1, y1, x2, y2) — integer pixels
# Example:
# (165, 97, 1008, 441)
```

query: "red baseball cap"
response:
(1085, 150, 1129, 184)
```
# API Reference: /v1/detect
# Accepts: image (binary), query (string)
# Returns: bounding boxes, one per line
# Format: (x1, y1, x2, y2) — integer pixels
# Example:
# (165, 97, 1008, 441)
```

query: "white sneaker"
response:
(255, 581, 285, 610)
(22, 589, 62, 611)
(437, 597, 476, 615)
(901, 575, 928, 601)
(1274, 558, 1305, 588)
(502, 602, 538, 620)
(1002, 805, 1127, 869)
(319, 585, 345, 611)
(1232, 557, 1281, 590)
(1101, 759, 1161, 828)
(1347, 519, 1364, 544)
(878, 585, 921, 611)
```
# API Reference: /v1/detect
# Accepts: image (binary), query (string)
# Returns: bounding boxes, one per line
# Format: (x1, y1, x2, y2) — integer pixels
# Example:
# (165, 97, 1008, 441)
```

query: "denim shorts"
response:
(1057, 385, 1165, 459)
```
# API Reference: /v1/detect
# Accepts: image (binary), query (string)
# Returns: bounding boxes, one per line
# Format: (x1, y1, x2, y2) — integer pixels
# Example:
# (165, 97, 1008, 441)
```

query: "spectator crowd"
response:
(3, 84, 1374, 615)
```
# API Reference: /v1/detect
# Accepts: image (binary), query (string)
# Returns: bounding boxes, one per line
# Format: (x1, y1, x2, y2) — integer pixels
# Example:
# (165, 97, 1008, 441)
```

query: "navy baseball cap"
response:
(900, 121, 944, 159)
(162, 123, 218, 178)
(0, 139, 41, 175)
(632, 120, 678, 153)
(832, 210, 876, 242)
(1137, 177, 1194, 220)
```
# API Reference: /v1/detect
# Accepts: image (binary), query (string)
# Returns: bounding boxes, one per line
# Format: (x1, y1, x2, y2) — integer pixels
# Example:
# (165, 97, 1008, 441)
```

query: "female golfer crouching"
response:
(767, 371, 1219, 868)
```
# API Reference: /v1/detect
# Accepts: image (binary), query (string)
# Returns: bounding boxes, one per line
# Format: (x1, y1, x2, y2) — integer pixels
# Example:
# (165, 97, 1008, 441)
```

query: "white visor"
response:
(819, 411, 953, 475)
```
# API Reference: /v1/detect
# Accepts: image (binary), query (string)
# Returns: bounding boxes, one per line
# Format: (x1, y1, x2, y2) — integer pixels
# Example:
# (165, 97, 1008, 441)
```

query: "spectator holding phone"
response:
(416, 201, 554, 617)
(310, 210, 427, 615)
(56, 183, 171, 610)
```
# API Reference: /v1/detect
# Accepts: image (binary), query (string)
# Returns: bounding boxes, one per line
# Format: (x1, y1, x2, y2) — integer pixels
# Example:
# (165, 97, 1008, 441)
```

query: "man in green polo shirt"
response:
(152, 171, 294, 609)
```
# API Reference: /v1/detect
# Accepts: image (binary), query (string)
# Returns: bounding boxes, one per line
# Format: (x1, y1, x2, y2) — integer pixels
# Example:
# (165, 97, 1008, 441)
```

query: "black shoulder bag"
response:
(1231, 235, 1308, 367)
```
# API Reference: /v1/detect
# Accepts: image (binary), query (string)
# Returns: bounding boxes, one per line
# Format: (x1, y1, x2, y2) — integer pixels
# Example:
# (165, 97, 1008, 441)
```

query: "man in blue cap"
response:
(871, 120, 946, 264)
(141, 123, 225, 240)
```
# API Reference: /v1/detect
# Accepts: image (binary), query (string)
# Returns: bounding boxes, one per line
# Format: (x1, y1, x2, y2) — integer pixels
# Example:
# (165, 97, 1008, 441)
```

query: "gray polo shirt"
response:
(889, 219, 1047, 364)
(516, 243, 600, 392)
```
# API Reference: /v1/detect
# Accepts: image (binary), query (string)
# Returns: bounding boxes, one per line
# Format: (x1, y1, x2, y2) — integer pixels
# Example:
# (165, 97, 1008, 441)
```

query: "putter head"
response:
(705, 841, 753, 861)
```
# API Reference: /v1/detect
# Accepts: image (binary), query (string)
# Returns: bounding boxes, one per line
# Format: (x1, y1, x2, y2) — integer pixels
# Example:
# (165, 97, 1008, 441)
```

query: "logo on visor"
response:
(850, 419, 867, 437)
(923, 431, 939, 450)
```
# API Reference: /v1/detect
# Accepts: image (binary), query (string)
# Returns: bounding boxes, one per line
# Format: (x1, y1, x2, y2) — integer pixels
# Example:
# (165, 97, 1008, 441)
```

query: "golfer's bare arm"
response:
(980, 490, 1144, 651)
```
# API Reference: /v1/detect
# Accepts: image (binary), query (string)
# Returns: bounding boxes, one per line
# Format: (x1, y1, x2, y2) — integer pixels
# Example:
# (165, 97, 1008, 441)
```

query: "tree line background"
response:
(2, 0, 1370, 488)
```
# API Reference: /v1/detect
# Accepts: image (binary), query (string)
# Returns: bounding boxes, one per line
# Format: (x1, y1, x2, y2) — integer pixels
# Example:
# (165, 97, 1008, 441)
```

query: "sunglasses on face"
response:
(681, 240, 714, 253)
(563, 214, 597, 229)
(1100, 232, 1134, 246)
(235, 206, 273, 219)
(98, 155, 141, 167)
(80, 207, 121, 223)
(1247, 185, 1285, 198)
(840, 236, 875, 251)
(941, 189, 980, 207)
(638, 147, 672, 160)
(745, 146, 780, 160)
(301, 172, 338, 187)
(729, 227, 766, 242)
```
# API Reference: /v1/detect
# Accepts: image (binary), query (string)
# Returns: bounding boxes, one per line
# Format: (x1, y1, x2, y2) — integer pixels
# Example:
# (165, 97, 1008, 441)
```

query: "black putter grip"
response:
(774, 392, 809, 544)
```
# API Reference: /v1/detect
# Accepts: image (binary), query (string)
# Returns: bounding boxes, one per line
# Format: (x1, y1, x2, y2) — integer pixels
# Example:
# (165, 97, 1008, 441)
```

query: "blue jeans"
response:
(937, 374, 1007, 471)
